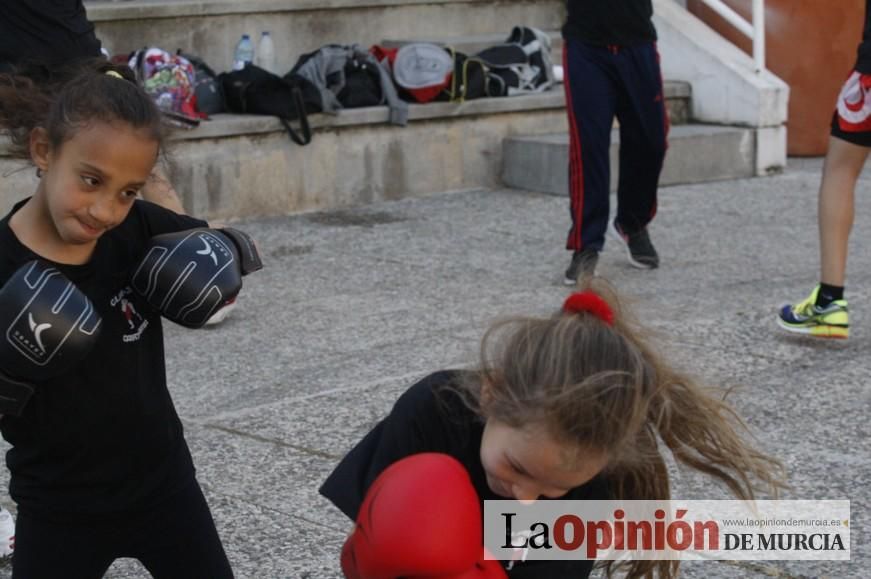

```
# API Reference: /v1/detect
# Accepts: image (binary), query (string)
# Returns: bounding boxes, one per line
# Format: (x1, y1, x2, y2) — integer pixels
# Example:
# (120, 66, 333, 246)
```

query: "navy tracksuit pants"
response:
(562, 38, 669, 252)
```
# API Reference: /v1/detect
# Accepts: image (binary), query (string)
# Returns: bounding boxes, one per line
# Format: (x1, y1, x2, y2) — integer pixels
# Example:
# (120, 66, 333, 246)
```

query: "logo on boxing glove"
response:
(196, 237, 220, 266)
(26, 313, 51, 355)
(2, 261, 102, 376)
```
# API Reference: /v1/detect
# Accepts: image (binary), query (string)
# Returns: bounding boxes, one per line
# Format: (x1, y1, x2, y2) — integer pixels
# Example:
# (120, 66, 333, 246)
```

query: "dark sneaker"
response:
(609, 220, 659, 269)
(563, 249, 599, 286)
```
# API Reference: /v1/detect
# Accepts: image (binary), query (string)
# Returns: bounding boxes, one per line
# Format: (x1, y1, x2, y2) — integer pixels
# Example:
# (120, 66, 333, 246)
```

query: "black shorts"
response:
(831, 112, 871, 146)
(830, 69, 871, 147)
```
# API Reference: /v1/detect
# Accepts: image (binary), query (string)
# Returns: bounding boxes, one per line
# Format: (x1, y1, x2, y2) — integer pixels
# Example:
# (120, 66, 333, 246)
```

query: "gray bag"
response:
(392, 43, 454, 103)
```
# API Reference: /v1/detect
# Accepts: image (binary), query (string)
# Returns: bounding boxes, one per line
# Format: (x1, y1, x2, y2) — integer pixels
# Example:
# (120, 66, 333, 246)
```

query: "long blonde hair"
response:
(457, 279, 786, 578)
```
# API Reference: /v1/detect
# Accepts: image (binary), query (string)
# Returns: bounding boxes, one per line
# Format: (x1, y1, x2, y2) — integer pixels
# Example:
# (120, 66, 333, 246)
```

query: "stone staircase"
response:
(0, 0, 785, 220)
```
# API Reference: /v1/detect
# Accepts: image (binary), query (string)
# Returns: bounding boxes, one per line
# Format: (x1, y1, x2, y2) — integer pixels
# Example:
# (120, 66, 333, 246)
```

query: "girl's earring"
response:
(36, 168, 44, 178)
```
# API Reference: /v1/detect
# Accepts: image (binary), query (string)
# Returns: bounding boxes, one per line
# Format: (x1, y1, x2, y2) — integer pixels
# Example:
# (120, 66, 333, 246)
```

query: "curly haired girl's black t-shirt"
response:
(0, 198, 207, 521)
(320, 370, 612, 579)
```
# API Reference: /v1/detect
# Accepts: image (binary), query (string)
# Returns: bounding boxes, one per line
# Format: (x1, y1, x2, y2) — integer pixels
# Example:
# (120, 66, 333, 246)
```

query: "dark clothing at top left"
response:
(320, 370, 612, 579)
(0, 0, 101, 69)
(0, 198, 206, 522)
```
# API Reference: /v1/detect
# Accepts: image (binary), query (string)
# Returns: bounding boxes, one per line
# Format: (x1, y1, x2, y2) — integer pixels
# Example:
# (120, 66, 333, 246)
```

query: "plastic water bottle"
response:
(233, 34, 254, 70)
(257, 31, 276, 73)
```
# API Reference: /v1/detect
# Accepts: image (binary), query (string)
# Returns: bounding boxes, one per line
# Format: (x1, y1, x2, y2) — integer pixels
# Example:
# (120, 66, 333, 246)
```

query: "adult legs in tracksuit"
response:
(563, 38, 669, 260)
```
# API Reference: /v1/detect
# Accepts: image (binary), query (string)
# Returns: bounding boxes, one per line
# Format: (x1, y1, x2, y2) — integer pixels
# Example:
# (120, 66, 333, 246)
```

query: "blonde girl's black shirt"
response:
(0, 199, 206, 521)
(563, 0, 657, 46)
(320, 370, 612, 579)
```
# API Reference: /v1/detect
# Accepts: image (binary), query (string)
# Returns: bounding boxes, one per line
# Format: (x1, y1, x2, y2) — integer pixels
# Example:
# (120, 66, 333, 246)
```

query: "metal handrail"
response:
(698, 0, 766, 73)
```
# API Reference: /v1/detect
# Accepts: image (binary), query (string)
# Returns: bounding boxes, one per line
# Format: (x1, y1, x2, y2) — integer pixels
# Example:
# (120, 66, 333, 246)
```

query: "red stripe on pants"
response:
(563, 43, 585, 251)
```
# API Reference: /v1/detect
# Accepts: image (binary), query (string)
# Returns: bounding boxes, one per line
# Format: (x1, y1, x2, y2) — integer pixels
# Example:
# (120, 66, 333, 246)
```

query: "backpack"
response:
(337, 52, 383, 108)
(290, 44, 408, 126)
(475, 26, 555, 96)
(178, 50, 225, 116)
(129, 47, 201, 127)
(218, 64, 318, 146)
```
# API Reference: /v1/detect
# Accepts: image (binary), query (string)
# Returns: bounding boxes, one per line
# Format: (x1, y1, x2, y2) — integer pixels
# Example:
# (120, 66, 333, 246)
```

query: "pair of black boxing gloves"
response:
(0, 227, 263, 417)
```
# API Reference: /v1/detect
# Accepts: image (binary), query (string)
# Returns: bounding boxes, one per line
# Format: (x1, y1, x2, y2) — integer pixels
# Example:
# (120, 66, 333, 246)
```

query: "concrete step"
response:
(502, 124, 756, 194)
(86, 0, 566, 75)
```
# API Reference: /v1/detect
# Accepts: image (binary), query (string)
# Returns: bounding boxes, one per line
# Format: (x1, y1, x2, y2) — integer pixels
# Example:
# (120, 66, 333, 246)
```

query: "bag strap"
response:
(441, 46, 461, 103)
(278, 86, 312, 146)
(133, 47, 147, 83)
(465, 57, 487, 100)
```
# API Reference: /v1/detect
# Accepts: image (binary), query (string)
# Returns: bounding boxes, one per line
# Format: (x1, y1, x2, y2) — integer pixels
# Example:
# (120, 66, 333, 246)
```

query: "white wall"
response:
(654, 0, 788, 127)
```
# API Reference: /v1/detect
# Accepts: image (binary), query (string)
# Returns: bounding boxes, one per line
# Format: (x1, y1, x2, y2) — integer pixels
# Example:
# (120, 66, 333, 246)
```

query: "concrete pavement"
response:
(0, 157, 867, 578)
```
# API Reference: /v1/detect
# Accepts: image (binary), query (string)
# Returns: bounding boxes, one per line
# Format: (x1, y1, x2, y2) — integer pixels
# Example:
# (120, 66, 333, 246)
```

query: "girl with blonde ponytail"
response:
(322, 279, 786, 578)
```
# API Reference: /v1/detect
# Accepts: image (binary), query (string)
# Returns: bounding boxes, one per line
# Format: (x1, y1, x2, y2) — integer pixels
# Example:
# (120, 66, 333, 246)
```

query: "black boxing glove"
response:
(131, 227, 262, 329)
(0, 261, 102, 416)
(218, 227, 262, 276)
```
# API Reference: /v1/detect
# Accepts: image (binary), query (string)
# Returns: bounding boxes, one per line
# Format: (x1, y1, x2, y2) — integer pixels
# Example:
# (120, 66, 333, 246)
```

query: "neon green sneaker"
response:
(777, 285, 849, 339)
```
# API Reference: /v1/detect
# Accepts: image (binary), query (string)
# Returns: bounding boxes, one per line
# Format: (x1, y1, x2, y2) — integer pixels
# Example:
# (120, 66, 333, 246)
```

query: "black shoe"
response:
(563, 249, 599, 285)
(609, 220, 659, 269)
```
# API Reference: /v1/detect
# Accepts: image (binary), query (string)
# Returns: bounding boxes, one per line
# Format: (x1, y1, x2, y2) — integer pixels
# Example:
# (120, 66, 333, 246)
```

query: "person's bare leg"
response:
(142, 164, 186, 215)
(818, 136, 870, 286)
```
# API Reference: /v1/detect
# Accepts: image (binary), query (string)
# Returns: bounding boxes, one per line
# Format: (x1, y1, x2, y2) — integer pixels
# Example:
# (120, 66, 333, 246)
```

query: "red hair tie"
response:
(563, 291, 614, 326)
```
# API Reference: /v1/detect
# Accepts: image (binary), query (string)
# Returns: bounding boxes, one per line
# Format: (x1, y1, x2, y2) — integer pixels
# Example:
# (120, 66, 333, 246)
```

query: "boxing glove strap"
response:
(220, 227, 263, 276)
(0, 370, 34, 417)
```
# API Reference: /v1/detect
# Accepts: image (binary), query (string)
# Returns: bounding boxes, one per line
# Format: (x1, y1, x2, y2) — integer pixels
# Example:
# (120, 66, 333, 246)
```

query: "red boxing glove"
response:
(341, 453, 507, 579)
